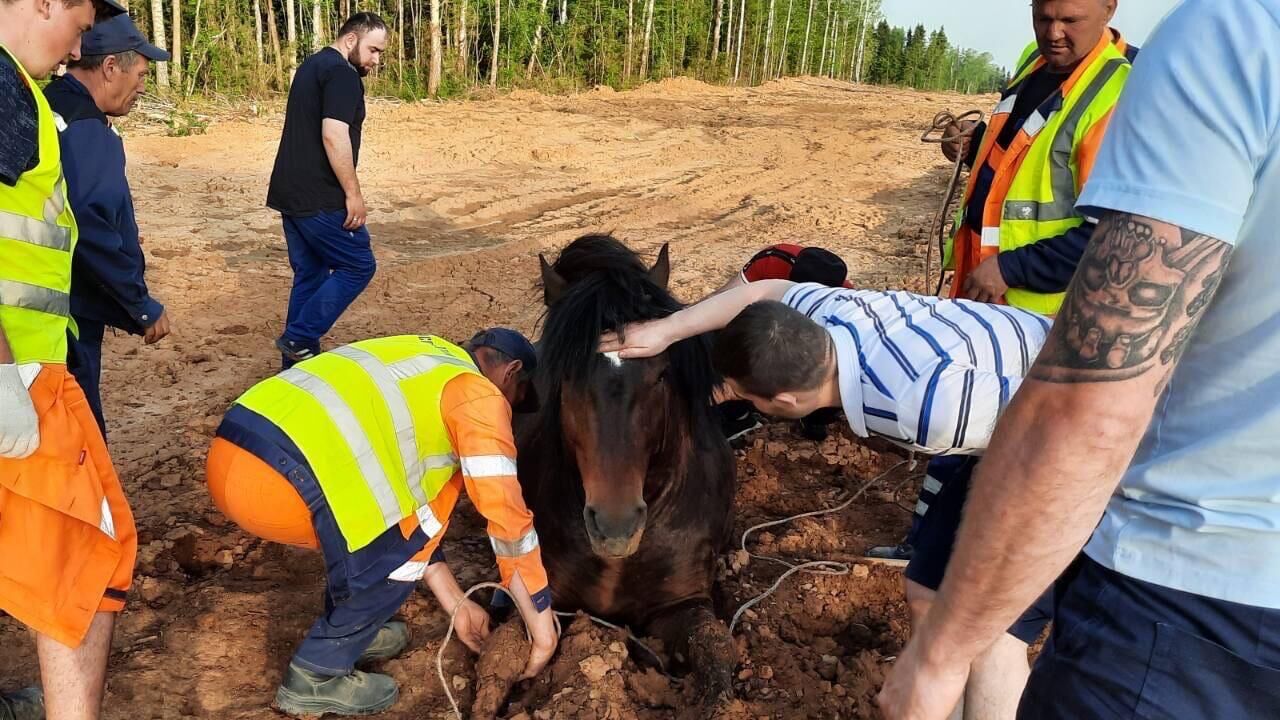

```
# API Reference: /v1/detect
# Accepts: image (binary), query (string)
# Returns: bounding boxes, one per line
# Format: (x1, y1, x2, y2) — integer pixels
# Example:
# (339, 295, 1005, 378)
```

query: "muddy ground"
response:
(0, 76, 986, 718)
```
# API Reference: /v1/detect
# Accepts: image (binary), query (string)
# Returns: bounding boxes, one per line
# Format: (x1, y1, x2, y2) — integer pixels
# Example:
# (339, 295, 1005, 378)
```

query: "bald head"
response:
(1031, 0, 1117, 72)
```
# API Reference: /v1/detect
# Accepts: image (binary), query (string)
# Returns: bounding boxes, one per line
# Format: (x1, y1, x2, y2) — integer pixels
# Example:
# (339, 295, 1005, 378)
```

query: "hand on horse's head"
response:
(598, 319, 673, 360)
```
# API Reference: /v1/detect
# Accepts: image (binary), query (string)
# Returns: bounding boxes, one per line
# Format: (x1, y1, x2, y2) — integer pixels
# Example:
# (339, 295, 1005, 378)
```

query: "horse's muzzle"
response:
(583, 503, 648, 558)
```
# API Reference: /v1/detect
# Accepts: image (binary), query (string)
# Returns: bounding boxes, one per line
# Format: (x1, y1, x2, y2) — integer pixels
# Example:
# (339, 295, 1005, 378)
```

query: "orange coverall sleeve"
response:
(440, 374, 551, 610)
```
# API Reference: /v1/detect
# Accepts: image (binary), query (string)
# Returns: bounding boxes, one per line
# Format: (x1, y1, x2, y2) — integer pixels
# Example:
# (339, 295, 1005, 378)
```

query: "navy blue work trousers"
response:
(280, 210, 376, 351)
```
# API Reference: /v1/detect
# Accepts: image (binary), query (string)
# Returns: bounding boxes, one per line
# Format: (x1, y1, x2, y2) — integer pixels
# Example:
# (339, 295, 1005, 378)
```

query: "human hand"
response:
(941, 120, 976, 163)
(452, 598, 492, 653)
(598, 319, 674, 360)
(0, 364, 39, 458)
(144, 310, 171, 345)
(962, 255, 1009, 304)
(876, 638, 970, 720)
(519, 605, 559, 680)
(343, 193, 368, 230)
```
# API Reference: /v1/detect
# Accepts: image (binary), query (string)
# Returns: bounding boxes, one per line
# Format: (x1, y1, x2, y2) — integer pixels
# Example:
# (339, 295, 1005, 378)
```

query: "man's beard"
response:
(347, 47, 370, 76)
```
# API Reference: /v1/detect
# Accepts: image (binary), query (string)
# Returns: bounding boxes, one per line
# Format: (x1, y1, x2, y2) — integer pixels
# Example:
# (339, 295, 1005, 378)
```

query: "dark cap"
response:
(82, 14, 172, 61)
(469, 328, 540, 413)
(791, 247, 849, 287)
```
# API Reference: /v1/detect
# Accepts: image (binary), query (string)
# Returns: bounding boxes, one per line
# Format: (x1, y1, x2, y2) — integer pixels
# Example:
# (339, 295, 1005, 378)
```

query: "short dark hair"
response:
(67, 49, 140, 71)
(338, 12, 387, 39)
(711, 300, 832, 397)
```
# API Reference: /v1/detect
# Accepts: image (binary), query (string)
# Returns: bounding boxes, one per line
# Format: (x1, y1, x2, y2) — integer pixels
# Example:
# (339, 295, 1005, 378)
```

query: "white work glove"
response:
(0, 363, 40, 459)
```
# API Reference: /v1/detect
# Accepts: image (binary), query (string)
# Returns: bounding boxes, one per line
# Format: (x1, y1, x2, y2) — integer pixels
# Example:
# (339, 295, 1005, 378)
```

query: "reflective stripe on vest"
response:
(0, 44, 78, 364)
(236, 335, 484, 551)
(1001, 58, 1128, 225)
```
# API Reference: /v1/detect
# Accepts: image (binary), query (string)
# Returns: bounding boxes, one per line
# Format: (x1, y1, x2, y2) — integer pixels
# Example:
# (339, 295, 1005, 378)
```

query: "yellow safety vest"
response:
(950, 34, 1133, 316)
(236, 335, 485, 552)
(0, 45, 79, 364)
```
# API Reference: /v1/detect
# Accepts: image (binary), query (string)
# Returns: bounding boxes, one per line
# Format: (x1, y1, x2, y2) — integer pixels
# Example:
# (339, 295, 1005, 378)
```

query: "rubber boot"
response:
(274, 663, 398, 717)
(0, 688, 44, 720)
(357, 621, 410, 665)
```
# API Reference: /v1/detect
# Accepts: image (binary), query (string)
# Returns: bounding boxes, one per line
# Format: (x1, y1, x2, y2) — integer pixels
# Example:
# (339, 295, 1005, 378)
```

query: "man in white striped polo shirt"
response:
(601, 277, 1050, 719)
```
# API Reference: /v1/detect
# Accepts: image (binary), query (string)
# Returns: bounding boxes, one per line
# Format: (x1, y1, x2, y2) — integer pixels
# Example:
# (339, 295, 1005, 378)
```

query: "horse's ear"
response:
(648, 244, 671, 290)
(540, 253, 567, 306)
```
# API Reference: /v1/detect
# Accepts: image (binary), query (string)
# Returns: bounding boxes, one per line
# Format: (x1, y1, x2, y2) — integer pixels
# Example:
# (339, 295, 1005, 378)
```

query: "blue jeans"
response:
(281, 211, 376, 350)
(66, 321, 107, 438)
(1018, 556, 1280, 719)
(216, 406, 431, 676)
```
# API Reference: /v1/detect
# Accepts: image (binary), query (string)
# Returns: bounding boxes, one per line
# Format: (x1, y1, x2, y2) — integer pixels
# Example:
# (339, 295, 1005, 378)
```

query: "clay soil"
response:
(0, 76, 984, 718)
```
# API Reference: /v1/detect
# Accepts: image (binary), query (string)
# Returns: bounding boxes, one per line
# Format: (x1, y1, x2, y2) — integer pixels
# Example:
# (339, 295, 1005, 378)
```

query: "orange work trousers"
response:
(0, 365, 137, 649)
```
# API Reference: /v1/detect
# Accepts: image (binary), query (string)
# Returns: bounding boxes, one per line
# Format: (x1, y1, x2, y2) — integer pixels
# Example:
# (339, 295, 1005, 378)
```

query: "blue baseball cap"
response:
(469, 328, 540, 412)
(81, 14, 172, 61)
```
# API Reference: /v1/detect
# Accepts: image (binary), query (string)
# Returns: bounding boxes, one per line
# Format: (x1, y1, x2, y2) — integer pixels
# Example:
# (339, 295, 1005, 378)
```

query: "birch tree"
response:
(624, 0, 633, 79)
(429, 0, 442, 93)
(761, 0, 776, 84)
(150, 0, 169, 87)
(732, 0, 744, 81)
(456, 0, 467, 74)
(488, 0, 499, 87)
(312, 0, 324, 49)
(724, 0, 734, 61)
(254, 0, 264, 64)
(170, 0, 181, 85)
(526, 0, 550, 76)
(266, 0, 283, 82)
(286, 0, 298, 73)
(776, 0, 792, 77)
(799, 0, 814, 74)
(710, 0, 723, 64)
(638, 0, 654, 78)
(818, 0, 831, 75)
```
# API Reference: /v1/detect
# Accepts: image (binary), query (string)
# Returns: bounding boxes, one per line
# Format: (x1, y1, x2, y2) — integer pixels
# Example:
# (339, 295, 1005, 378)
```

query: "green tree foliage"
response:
(124, 0, 1006, 99)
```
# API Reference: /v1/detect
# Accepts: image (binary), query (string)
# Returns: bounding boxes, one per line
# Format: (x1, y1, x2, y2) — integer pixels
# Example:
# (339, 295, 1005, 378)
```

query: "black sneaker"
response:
(863, 542, 913, 567)
(276, 337, 319, 370)
(0, 688, 43, 720)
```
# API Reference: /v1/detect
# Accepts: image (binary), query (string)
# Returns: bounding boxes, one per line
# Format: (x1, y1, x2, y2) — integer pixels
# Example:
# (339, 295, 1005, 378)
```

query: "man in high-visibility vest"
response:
(943, 0, 1135, 318)
(205, 330, 557, 717)
(0, 0, 134, 718)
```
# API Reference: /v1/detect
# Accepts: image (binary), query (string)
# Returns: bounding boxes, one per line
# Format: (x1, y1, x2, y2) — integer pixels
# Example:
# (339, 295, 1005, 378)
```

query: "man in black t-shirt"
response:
(266, 12, 387, 369)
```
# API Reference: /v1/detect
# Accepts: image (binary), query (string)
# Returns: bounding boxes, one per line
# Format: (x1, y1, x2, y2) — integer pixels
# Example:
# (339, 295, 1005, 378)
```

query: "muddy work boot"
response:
(274, 663, 398, 717)
(0, 688, 44, 720)
(357, 620, 410, 665)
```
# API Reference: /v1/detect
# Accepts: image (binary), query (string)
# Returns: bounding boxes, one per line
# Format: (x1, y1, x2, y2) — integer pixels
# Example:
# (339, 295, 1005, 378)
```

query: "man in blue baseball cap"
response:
(44, 13, 172, 438)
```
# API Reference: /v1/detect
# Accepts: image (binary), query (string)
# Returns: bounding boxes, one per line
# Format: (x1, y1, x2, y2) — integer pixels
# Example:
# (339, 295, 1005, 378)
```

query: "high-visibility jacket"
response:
(234, 335, 548, 595)
(949, 30, 1134, 316)
(0, 44, 79, 364)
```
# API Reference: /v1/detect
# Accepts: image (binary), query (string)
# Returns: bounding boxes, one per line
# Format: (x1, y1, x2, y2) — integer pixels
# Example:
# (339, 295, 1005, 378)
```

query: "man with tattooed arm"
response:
(879, 1, 1280, 718)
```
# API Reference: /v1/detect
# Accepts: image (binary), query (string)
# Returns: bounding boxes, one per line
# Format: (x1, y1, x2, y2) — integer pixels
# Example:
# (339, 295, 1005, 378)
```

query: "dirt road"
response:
(0, 76, 981, 718)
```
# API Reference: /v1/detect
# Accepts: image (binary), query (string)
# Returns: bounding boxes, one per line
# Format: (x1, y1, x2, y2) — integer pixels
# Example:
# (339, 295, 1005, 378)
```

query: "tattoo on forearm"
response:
(1031, 213, 1232, 384)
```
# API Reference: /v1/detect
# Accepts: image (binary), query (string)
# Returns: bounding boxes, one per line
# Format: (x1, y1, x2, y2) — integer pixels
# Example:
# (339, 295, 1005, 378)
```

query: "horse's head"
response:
(536, 235, 717, 559)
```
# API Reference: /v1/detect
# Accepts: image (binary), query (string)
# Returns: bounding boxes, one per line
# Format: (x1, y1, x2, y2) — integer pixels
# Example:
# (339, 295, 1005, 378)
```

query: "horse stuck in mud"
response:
(515, 234, 739, 713)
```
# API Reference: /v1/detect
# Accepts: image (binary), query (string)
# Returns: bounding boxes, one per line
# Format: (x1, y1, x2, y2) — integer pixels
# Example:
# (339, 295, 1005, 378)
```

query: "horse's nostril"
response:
(583, 506, 602, 538)
(584, 503, 648, 540)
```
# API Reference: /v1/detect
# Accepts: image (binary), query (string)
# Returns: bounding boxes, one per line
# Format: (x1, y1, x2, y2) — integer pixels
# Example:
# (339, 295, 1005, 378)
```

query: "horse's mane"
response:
(538, 234, 720, 417)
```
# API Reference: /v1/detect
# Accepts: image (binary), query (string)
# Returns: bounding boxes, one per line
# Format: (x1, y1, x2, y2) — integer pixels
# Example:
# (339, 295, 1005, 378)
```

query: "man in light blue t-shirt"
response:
(879, 1, 1280, 718)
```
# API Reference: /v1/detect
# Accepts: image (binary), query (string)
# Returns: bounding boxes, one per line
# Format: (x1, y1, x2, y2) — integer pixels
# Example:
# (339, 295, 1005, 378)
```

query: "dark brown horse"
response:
(516, 234, 737, 709)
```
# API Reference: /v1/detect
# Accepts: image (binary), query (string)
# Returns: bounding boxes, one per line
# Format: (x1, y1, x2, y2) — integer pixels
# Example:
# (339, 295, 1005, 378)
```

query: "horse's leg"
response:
(647, 601, 737, 715)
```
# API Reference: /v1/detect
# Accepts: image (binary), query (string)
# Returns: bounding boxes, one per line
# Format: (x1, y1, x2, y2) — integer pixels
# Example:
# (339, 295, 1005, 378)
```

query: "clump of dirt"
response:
(472, 619, 532, 719)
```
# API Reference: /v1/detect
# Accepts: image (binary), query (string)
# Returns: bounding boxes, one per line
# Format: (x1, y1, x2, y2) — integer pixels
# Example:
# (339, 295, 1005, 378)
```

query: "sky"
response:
(881, 0, 1182, 70)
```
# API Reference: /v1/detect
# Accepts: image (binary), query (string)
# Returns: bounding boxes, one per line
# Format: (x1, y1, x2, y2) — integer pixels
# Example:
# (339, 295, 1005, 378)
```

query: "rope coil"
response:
(920, 110, 985, 296)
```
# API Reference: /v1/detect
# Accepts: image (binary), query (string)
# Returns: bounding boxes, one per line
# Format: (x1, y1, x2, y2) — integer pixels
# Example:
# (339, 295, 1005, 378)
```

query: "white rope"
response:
(728, 457, 916, 635)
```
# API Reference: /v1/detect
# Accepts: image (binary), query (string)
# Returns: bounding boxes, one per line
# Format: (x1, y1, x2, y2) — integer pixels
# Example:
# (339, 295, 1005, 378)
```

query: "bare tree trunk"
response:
(710, 0, 722, 64)
(817, 0, 831, 75)
(526, 0, 549, 76)
(829, 10, 840, 77)
(853, 0, 869, 82)
(750, 1, 763, 83)
(254, 0, 264, 64)
(488, 0, 499, 88)
(151, 0, 170, 87)
(623, 0, 633, 79)
(285, 0, 297, 78)
(170, 0, 182, 85)
(732, 0, 745, 81)
(184, 0, 201, 94)
(341, 0, 349, 19)
(800, 0, 814, 74)
(429, 0, 442, 93)
(724, 0, 734, 59)
(776, 0, 792, 77)
(457, 0, 468, 74)
(638, 0, 654, 78)
(761, 0, 776, 82)
(312, 0, 324, 49)
(395, 0, 403, 88)
(558, 0, 566, 24)
(266, 0, 283, 83)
